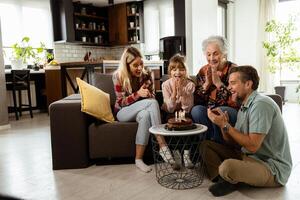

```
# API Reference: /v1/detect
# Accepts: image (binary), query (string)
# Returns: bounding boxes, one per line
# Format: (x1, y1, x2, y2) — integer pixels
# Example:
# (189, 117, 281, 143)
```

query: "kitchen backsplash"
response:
(53, 43, 143, 63)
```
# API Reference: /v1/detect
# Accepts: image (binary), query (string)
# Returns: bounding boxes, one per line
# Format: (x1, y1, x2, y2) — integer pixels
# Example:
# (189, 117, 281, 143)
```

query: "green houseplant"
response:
(263, 15, 300, 102)
(11, 36, 52, 69)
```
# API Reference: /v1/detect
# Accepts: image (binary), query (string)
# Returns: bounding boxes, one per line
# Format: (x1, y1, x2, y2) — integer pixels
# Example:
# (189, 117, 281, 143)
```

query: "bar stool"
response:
(6, 70, 33, 120)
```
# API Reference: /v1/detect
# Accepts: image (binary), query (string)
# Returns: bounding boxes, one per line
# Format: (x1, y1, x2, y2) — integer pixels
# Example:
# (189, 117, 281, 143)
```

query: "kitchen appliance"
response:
(159, 36, 186, 75)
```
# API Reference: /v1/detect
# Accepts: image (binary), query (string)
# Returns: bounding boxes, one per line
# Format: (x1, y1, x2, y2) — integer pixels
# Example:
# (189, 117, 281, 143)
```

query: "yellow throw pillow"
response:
(76, 78, 114, 123)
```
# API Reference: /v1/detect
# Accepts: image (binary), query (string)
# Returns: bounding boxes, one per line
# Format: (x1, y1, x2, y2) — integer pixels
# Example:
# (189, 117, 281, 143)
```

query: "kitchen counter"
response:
(57, 60, 164, 97)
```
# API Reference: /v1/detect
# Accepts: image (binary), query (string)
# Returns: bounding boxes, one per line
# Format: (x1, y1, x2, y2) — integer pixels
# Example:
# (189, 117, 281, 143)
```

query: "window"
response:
(143, 0, 174, 56)
(217, 0, 228, 38)
(0, 0, 53, 64)
(276, 0, 300, 81)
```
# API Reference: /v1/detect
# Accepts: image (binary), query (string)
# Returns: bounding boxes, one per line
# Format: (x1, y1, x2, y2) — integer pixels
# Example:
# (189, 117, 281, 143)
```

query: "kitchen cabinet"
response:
(108, 2, 144, 45)
(73, 2, 109, 45)
(51, 0, 143, 46)
(108, 4, 128, 45)
(50, 0, 75, 43)
(126, 2, 144, 44)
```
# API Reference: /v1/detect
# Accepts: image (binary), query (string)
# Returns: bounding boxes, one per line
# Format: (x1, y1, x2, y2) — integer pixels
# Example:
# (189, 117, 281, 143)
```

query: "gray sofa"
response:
(49, 73, 283, 170)
(50, 73, 145, 170)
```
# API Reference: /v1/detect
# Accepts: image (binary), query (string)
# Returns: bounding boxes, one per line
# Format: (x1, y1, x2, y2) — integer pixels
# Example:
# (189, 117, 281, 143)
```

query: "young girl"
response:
(112, 47, 174, 172)
(162, 54, 195, 116)
(161, 54, 195, 169)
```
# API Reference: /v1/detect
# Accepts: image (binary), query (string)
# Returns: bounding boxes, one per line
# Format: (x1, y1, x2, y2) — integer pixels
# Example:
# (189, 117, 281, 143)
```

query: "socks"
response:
(172, 150, 182, 170)
(183, 150, 194, 169)
(208, 178, 238, 197)
(135, 159, 152, 173)
(159, 146, 175, 164)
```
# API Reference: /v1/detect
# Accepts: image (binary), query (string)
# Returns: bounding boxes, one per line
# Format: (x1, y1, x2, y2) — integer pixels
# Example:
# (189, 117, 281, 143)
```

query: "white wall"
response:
(233, 0, 259, 67)
(185, 0, 219, 74)
(185, 0, 260, 75)
(0, 19, 9, 128)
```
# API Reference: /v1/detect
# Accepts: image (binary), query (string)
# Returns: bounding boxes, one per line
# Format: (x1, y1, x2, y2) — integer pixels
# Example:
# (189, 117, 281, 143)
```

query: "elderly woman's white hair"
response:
(202, 35, 228, 57)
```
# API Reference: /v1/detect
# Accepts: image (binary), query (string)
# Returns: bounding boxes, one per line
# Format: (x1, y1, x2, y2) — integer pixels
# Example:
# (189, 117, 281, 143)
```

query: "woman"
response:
(191, 36, 238, 144)
(112, 47, 174, 172)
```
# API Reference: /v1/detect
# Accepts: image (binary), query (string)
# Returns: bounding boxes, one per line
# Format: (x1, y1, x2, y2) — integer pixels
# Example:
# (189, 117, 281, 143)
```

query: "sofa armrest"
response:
(49, 97, 92, 169)
(266, 94, 283, 113)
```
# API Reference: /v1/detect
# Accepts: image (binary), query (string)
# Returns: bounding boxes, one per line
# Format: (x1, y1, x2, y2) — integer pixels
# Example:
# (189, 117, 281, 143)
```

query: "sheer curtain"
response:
(257, 0, 278, 93)
(0, 0, 53, 64)
(143, 0, 174, 55)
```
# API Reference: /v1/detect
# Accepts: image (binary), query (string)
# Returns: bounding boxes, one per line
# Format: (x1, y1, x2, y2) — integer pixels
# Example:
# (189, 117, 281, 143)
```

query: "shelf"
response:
(128, 27, 140, 30)
(128, 41, 141, 44)
(127, 13, 140, 17)
(74, 13, 107, 20)
(76, 28, 107, 32)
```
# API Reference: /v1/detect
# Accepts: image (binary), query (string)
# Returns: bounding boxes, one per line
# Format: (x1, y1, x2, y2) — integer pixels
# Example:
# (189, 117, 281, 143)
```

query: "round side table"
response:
(149, 124, 207, 190)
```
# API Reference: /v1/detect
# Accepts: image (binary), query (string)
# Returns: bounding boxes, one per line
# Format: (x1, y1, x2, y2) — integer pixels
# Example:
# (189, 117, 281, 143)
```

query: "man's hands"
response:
(208, 108, 234, 143)
(207, 108, 229, 128)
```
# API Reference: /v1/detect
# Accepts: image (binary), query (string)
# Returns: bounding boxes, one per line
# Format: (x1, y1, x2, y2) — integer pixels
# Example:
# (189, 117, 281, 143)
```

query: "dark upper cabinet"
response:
(50, 0, 75, 43)
(73, 2, 109, 45)
(126, 2, 144, 44)
(50, 0, 143, 46)
(108, 3, 127, 45)
(108, 1, 144, 45)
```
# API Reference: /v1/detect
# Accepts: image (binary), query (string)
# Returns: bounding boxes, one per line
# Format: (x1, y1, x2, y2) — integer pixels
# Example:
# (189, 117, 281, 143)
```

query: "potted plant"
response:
(263, 15, 300, 102)
(11, 36, 52, 69)
(11, 36, 34, 69)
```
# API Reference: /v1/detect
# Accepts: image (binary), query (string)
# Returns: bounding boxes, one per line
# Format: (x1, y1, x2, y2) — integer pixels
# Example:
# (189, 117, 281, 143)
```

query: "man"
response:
(201, 65, 292, 197)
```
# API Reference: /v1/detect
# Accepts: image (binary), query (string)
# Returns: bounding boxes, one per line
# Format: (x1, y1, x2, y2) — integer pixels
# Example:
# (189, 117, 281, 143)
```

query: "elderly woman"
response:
(191, 36, 238, 144)
(113, 47, 174, 172)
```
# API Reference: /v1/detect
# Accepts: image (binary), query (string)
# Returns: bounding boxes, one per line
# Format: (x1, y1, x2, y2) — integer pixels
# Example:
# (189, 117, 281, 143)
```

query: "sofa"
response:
(49, 73, 283, 170)
(50, 73, 151, 170)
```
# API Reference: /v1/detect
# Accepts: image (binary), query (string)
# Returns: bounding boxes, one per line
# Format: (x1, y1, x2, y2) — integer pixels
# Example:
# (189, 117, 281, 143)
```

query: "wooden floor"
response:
(0, 103, 300, 200)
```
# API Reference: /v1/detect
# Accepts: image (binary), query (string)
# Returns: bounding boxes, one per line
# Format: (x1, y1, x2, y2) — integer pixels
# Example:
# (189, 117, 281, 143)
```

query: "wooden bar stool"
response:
(6, 70, 33, 120)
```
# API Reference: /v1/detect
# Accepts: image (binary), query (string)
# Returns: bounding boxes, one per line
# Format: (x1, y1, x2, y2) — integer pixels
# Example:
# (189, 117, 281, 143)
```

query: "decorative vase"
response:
(11, 58, 27, 69)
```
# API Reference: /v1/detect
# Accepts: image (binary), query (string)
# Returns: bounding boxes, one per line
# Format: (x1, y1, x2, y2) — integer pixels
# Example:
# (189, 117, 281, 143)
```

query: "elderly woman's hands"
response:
(202, 67, 212, 91)
(211, 65, 223, 89)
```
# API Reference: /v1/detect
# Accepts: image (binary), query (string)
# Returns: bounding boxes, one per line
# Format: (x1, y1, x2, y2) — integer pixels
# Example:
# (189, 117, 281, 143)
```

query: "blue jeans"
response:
(191, 105, 237, 144)
(117, 99, 161, 145)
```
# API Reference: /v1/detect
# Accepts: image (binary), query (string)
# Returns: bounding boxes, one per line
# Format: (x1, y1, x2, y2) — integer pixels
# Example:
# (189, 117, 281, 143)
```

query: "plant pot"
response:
(274, 86, 286, 104)
(11, 59, 27, 69)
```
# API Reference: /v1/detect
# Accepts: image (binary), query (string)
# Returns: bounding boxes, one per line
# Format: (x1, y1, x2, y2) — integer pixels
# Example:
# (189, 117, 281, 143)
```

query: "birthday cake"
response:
(165, 111, 196, 131)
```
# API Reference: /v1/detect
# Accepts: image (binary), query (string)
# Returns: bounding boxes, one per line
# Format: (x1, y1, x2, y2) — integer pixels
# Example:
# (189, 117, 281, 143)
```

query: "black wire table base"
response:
(151, 133, 205, 190)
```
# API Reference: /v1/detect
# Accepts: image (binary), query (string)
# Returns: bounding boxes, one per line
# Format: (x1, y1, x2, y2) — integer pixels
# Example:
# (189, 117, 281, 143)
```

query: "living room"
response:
(0, 0, 300, 199)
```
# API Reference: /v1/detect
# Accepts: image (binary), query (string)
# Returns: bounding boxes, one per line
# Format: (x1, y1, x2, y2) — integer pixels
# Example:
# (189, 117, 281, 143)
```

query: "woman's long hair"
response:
(116, 47, 143, 93)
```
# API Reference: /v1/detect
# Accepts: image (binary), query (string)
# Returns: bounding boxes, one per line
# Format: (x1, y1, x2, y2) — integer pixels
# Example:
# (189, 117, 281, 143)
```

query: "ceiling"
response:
(73, 0, 140, 7)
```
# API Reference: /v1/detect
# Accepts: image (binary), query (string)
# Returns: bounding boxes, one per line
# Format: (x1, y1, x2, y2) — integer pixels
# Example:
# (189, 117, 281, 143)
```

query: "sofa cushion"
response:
(89, 121, 138, 158)
(76, 77, 115, 123)
(92, 73, 116, 107)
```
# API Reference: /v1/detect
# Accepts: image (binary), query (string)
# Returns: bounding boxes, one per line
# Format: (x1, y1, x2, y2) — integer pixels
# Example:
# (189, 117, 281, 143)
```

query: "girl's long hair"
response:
(116, 47, 143, 93)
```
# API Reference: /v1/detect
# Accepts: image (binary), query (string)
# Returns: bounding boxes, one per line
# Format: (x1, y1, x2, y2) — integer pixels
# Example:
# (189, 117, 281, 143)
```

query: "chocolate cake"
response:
(165, 117, 196, 131)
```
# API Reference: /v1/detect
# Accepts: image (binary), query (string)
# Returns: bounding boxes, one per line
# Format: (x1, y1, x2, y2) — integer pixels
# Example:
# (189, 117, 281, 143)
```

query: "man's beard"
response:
(236, 97, 243, 108)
